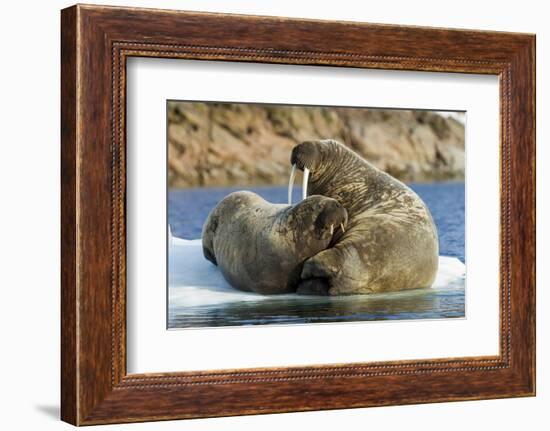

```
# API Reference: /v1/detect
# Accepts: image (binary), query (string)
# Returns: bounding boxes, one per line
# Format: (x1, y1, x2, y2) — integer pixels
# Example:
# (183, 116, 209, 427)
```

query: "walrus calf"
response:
(202, 191, 348, 294)
(289, 139, 439, 295)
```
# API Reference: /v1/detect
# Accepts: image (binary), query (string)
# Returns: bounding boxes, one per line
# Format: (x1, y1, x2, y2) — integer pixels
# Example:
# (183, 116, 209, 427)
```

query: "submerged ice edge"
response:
(168, 237, 465, 308)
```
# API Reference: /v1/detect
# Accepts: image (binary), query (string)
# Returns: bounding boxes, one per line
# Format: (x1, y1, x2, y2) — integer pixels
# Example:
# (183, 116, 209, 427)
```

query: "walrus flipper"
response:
(301, 248, 342, 279)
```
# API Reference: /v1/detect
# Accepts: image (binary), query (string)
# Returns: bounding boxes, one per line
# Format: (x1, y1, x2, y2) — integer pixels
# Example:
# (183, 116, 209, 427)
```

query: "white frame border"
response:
(126, 58, 500, 374)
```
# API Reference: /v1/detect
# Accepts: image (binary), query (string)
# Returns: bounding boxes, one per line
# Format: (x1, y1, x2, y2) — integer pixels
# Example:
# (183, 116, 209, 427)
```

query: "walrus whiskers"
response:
(288, 163, 296, 205)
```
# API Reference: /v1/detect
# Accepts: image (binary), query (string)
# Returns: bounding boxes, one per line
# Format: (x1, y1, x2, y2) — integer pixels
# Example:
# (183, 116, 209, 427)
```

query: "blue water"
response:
(168, 182, 465, 262)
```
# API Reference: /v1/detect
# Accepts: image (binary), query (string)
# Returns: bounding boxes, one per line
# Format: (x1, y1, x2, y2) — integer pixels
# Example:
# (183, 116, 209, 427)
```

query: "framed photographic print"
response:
(61, 4, 535, 425)
(165, 101, 466, 330)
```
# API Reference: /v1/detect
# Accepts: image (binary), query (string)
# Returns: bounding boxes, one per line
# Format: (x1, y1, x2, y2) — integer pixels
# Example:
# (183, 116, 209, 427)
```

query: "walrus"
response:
(288, 139, 439, 295)
(202, 191, 348, 294)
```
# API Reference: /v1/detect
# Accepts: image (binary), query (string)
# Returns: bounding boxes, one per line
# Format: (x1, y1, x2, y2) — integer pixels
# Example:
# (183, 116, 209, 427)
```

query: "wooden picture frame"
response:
(61, 4, 535, 425)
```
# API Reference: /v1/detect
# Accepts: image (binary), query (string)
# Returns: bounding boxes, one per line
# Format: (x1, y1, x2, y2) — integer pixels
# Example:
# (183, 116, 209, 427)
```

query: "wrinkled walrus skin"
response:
(202, 191, 348, 294)
(290, 139, 439, 295)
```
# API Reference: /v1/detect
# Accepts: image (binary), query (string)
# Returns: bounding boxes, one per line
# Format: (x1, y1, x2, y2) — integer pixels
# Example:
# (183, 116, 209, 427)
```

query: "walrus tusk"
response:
(288, 163, 296, 205)
(340, 223, 345, 233)
(330, 224, 334, 235)
(302, 167, 310, 200)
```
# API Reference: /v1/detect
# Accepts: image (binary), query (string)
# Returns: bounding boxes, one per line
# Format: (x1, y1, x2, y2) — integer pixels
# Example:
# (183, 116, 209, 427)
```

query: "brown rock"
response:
(167, 102, 465, 188)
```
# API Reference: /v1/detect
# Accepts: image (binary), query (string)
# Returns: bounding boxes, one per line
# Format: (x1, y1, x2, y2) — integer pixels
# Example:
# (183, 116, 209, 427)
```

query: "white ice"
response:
(169, 236, 466, 308)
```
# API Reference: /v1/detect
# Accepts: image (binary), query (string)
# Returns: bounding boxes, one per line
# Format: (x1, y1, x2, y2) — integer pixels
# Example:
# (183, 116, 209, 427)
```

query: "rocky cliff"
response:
(168, 102, 465, 188)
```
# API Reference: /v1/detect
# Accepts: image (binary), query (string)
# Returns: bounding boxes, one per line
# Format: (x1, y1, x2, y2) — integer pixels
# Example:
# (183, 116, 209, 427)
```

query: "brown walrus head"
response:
(290, 140, 326, 172)
(287, 140, 349, 237)
(298, 195, 348, 240)
(288, 140, 342, 205)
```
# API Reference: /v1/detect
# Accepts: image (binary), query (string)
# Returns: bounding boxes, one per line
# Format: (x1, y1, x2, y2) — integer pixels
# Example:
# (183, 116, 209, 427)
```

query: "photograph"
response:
(167, 101, 466, 329)
(46, 1, 537, 426)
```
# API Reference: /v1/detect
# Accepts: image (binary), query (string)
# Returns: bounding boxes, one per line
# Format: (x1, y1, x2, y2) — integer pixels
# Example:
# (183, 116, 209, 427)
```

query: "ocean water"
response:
(168, 183, 465, 328)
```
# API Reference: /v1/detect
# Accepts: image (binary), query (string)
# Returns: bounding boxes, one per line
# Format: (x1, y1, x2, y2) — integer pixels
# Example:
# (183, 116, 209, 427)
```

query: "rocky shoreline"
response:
(168, 102, 465, 188)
